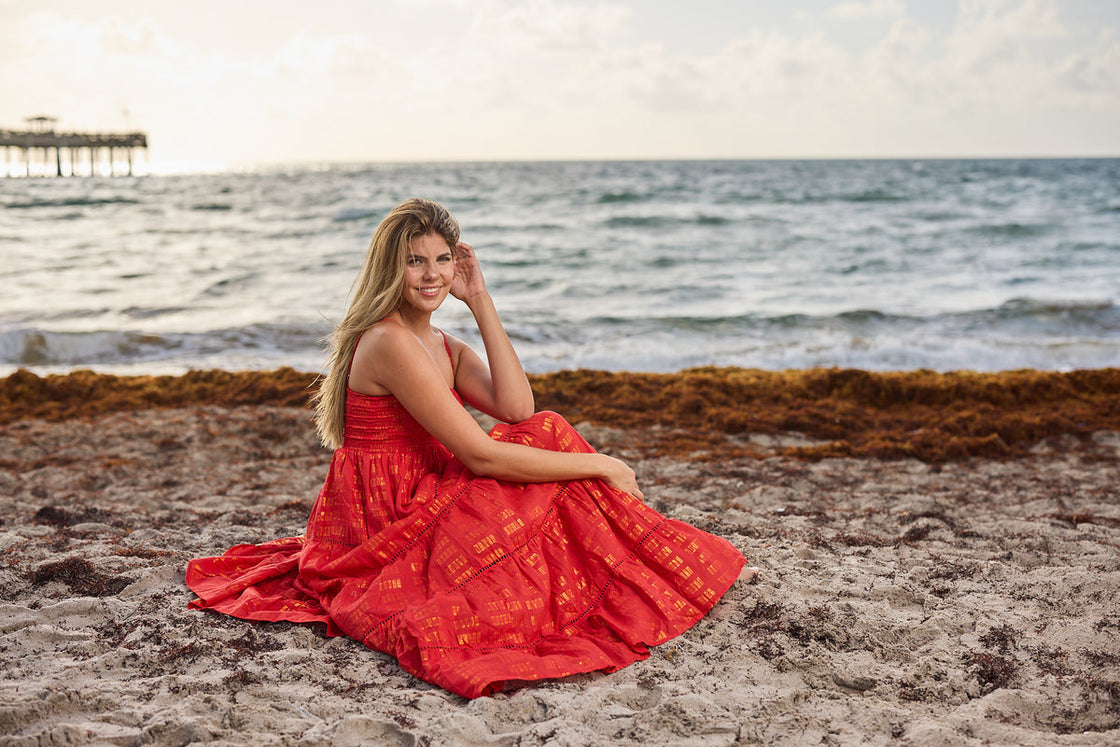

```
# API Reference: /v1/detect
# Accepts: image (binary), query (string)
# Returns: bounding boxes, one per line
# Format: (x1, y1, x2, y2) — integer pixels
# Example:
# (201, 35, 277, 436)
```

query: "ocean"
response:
(2, 158, 1118, 376)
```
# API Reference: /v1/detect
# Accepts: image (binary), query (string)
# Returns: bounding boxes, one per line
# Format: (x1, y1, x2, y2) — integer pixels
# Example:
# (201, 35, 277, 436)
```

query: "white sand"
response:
(1, 406, 1118, 746)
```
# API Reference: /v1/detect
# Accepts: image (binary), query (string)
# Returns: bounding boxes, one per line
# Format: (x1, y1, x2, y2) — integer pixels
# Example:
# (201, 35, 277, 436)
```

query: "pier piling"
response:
(1, 116, 148, 177)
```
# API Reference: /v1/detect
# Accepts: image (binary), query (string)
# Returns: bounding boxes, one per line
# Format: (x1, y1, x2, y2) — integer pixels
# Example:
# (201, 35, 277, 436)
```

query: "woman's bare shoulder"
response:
(350, 318, 425, 394)
(364, 319, 452, 357)
(359, 317, 408, 349)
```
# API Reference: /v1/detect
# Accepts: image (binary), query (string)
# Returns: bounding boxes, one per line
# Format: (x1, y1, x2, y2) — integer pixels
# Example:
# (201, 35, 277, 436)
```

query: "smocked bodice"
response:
(305, 388, 457, 547)
(342, 388, 445, 452)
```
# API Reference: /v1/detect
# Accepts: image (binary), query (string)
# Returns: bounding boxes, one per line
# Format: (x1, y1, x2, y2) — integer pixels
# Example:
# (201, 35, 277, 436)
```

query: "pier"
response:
(1, 116, 148, 177)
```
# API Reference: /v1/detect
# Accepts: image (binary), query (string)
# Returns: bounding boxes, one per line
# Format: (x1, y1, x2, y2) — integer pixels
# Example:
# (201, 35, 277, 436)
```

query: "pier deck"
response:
(2, 117, 149, 177)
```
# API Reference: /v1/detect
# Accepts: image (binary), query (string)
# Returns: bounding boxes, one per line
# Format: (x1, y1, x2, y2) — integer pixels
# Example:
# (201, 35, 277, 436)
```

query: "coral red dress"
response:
(186, 359, 746, 698)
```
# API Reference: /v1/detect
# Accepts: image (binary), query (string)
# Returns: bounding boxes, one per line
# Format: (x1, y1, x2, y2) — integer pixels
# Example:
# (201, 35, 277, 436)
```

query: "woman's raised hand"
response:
(451, 241, 487, 301)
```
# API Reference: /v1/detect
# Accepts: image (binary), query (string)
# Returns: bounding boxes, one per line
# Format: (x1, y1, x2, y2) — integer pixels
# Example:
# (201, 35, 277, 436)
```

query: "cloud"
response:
(355, 0, 636, 118)
(901, 0, 1117, 118)
(4, 12, 252, 103)
(827, 0, 906, 20)
(943, 0, 1066, 74)
(1055, 32, 1120, 102)
(373, 0, 1119, 157)
(2, 0, 1115, 161)
(559, 0, 1118, 155)
(273, 31, 385, 78)
(2, 14, 210, 130)
(464, 0, 632, 53)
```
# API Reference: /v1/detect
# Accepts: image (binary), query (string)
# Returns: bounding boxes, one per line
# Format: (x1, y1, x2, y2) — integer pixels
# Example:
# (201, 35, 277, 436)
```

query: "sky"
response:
(2, 0, 1118, 169)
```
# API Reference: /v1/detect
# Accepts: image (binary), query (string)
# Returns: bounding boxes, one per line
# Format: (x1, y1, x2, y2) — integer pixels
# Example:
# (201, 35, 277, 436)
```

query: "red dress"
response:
(186, 382, 746, 698)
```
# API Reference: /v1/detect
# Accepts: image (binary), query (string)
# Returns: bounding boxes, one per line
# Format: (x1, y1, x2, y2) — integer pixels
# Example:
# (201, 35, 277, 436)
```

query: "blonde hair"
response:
(313, 198, 460, 448)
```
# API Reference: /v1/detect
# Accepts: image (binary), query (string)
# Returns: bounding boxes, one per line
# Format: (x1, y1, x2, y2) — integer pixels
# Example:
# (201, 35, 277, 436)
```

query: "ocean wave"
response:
(122, 306, 190, 319)
(516, 328, 1120, 374)
(985, 298, 1117, 329)
(603, 214, 731, 228)
(995, 297, 1113, 314)
(911, 210, 968, 222)
(581, 298, 1117, 333)
(717, 188, 911, 206)
(835, 309, 894, 323)
(471, 222, 565, 233)
(603, 215, 671, 228)
(332, 207, 381, 222)
(0, 329, 180, 367)
(696, 214, 729, 225)
(2, 196, 141, 209)
(966, 222, 1049, 238)
(490, 258, 540, 268)
(5, 299, 1118, 375)
(0, 323, 327, 368)
(197, 273, 261, 298)
(842, 188, 908, 203)
(781, 299, 1117, 331)
(516, 301, 1120, 373)
(597, 191, 648, 204)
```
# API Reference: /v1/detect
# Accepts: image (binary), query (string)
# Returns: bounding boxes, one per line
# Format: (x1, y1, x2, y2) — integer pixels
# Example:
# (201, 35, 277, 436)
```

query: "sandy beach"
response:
(1, 369, 1119, 746)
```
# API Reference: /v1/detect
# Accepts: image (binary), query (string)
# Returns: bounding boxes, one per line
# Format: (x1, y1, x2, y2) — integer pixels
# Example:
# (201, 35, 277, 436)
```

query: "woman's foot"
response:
(738, 566, 761, 584)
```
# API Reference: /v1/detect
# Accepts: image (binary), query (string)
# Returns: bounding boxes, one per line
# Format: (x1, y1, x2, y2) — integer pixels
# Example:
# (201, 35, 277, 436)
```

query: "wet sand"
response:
(1, 369, 1118, 745)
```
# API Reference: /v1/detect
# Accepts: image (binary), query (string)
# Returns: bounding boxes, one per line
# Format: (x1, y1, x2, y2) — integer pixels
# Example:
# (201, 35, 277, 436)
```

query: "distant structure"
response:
(0, 116, 149, 177)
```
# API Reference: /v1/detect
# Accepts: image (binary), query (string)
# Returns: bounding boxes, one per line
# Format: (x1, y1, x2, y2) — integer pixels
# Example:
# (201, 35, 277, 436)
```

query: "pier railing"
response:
(1, 127, 149, 177)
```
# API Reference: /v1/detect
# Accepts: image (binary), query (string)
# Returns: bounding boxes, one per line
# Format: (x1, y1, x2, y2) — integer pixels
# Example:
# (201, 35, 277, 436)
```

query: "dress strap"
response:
(439, 330, 454, 374)
(346, 331, 365, 384)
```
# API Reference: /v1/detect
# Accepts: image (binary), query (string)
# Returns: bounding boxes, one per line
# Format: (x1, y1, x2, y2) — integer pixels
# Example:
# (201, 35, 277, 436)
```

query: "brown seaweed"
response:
(3, 366, 1119, 462)
(0, 367, 317, 424)
(27, 556, 131, 597)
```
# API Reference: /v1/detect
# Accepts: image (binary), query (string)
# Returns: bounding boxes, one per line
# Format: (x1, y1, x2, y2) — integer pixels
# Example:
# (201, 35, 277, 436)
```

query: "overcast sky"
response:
(3, 0, 1118, 170)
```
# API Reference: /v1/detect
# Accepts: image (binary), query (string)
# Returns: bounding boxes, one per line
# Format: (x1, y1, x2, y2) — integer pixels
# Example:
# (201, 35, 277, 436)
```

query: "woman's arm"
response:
(448, 242, 535, 423)
(360, 322, 642, 499)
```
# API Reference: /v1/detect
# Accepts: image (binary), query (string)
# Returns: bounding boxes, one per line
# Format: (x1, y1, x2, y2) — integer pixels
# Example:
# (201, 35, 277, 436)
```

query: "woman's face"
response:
(401, 232, 455, 315)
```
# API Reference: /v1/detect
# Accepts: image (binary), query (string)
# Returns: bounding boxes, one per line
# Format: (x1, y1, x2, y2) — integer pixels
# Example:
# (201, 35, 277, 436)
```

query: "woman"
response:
(186, 198, 749, 699)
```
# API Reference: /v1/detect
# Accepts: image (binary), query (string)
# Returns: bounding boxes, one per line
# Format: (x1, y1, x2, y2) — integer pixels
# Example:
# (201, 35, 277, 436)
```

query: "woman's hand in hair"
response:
(450, 242, 487, 302)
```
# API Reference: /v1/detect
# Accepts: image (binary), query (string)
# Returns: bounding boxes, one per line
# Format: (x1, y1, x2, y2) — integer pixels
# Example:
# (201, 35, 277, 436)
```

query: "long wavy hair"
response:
(313, 198, 460, 449)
